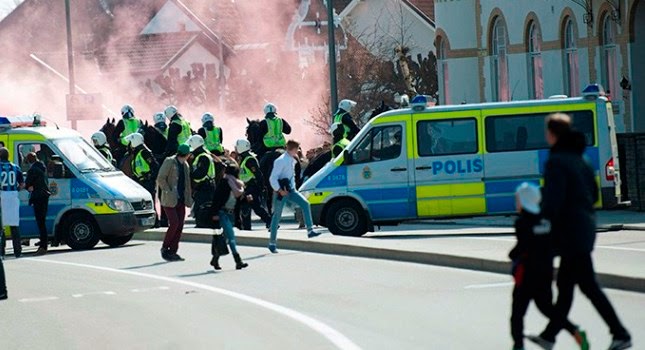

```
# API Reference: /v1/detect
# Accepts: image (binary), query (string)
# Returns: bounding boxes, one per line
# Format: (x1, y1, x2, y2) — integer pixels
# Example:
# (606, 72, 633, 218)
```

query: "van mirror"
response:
(343, 149, 352, 165)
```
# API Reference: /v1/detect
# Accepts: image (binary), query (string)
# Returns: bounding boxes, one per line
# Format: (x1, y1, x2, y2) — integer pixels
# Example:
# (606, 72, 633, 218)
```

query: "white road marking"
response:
(72, 291, 117, 298)
(26, 258, 362, 350)
(464, 282, 514, 289)
(468, 237, 645, 252)
(594, 245, 645, 252)
(131, 286, 170, 293)
(18, 296, 59, 303)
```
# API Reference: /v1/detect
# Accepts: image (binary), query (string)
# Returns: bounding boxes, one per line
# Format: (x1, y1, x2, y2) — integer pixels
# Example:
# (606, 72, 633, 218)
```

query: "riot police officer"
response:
(260, 103, 291, 151)
(235, 139, 271, 230)
(198, 112, 224, 156)
(164, 105, 193, 156)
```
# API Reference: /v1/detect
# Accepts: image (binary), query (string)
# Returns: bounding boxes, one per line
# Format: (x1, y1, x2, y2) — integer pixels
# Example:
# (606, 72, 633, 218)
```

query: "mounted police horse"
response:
(99, 118, 134, 178)
(246, 118, 285, 213)
(142, 121, 168, 165)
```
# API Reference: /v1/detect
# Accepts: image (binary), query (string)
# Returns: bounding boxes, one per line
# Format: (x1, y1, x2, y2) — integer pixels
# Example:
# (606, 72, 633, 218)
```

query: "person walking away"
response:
(259, 103, 291, 152)
(333, 99, 360, 141)
(157, 144, 193, 261)
(330, 122, 350, 159)
(91, 131, 115, 166)
(187, 135, 216, 228)
(198, 113, 224, 156)
(268, 140, 320, 253)
(0, 147, 24, 258)
(25, 152, 51, 256)
(209, 163, 250, 270)
(235, 139, 271, 230)
(510, 183, 588, 350)
(527, 113, 631, 350)
(125, 133, 160, 224)
(115, 104, 143, 148)
(164, 105, 193, 156)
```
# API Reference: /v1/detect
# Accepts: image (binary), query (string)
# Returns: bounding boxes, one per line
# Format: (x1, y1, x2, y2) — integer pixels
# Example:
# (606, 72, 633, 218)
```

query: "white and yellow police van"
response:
(0, 116, 156, 250)
(301, 85, 622, 236)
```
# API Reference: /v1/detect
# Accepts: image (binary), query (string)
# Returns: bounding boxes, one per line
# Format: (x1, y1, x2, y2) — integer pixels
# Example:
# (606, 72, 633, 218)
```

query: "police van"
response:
(0, 116, 156, 250)
(301, 85, 622, 236)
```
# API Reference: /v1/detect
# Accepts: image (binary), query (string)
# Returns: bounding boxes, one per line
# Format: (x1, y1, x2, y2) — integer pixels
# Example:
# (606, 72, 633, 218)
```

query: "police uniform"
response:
(239, 152, 271, 229)
(119, 118, 143, 146)
(260, 115, 291, 150)
(166, 117, 192, 156)
(0, 160, 24, 257)
(198, 126, 224, 156)
(333, 110, 360, 141)
(131, 144, 159, 198)
(331, 138, 350, 159)
(190, 147, 216, 228)
(97, 145, 114, 165)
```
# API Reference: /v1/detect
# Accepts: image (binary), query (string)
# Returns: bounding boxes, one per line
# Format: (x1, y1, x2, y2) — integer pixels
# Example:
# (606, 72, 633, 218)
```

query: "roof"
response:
(404, 0, 435, 22)
(0, 126, 82, 140)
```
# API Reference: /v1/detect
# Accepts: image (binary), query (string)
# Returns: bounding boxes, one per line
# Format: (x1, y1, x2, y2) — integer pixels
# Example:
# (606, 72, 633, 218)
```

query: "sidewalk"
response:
(140, 209, 645, 293)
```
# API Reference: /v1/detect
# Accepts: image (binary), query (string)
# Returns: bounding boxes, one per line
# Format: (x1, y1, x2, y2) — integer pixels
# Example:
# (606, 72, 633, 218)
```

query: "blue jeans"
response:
(219, 210, 238, 255)
(269, 191, 313, 245)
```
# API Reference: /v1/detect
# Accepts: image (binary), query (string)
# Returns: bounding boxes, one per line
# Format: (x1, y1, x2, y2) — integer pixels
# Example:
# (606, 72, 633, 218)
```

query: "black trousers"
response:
(32, 197, 49, 246)
(510, 256, 577, 347)
(0, 226, 21, 257)
(240, 184, 271, 230)
(0, 254, 5, 294)
(541, 253, 629, 341)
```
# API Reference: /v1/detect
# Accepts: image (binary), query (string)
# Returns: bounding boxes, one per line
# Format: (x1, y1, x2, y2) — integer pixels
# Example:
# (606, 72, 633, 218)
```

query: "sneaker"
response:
(608, 338, 632, 350)
(0, 292, 7, 300)
(307, 230, 321, 238)
(268, 244, 278, 254)
(526, 335, 554, 350)
(169, 254, 185, 262)
(35, 246, 47, 256)
(161, 248, 172, 261)
(574, 329, 590, 350)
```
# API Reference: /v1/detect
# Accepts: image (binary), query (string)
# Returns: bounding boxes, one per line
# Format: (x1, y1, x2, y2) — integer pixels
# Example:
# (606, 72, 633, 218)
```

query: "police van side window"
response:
(351, 126, 402, 163)
(485, 110, 594, 152)
(417, 119, 478, 157)
(18, 143, 71, 179)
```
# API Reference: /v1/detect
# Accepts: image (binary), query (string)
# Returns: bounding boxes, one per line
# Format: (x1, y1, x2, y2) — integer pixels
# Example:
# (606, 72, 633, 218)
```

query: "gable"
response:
(141, 0, 201, 35)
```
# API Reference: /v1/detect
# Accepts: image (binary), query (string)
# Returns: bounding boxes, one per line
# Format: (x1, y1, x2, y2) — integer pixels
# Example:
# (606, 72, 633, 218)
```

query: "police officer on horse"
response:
(198, 112, 224, 156)
(164, 105, 193, 156)
(125, 132, 160, 223)
(259, 103, 291, 152)
(91, 131, 115, 166)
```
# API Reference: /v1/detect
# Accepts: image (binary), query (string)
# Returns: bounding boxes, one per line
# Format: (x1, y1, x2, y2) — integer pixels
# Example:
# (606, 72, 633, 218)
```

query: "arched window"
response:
(527, 21, 543, 99)
(490, 17, 509, 101)
(563, 17, 579, 96)
(601, 13, 618, 97)
(437, 36, 450, 105)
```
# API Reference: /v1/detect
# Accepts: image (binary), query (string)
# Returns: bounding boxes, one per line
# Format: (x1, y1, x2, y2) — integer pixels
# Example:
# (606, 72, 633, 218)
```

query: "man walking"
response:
(268, 140, 320, 253)
(25, 152, 51, 256)
(157, 144, 193, 261)
(0, 147, 24, 258)
(528, 113, 631, 350)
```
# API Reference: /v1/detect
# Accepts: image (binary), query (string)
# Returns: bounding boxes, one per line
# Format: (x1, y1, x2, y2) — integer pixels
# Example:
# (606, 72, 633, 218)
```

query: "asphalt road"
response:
(1, 242, 644, 349)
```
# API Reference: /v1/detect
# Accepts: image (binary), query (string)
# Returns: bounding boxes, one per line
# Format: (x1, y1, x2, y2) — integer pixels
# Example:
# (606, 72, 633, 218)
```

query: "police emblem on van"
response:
(362, 166, 372, 180)
(49, 181, 58, 196)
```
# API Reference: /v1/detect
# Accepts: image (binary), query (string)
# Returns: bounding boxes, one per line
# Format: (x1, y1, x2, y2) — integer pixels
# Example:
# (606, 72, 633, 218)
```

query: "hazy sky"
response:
(0, 0, 23, 21)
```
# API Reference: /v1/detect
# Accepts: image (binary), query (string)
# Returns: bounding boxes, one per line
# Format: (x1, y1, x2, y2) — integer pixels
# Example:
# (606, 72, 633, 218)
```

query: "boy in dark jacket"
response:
(510, 183, 588, 350)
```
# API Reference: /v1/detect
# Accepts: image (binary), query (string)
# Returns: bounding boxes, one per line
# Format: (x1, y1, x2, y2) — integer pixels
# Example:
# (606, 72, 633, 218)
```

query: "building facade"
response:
(435, 0, 644, 132)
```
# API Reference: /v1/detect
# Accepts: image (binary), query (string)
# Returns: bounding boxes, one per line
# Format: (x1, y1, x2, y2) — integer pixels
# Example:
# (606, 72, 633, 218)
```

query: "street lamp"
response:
(327, 0, 338, 118)
(64, 0, 77, 129)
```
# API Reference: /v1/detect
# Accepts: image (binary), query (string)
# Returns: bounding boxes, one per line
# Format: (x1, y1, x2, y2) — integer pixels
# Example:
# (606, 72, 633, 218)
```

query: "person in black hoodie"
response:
(510, 183, 587, 350)
(209, 163, 250, 270)
(25, 152, 51, 256)
(528, 113, 631, 350)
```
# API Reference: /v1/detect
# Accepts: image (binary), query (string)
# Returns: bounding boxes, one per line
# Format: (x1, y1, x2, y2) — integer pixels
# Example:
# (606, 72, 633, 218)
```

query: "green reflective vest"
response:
(239, 154, 258, 183)
(333, 112, 351, 138)
(204, 127, 223, 153)
(174, 118, 192, 145)
(98, 146, 113, 163)
(121, 118, 141, 145)
(133, 149, 151, 180)
(331, 138, 350, 158)
(263, 117, 286, 148)
(192, 152, 215, 183)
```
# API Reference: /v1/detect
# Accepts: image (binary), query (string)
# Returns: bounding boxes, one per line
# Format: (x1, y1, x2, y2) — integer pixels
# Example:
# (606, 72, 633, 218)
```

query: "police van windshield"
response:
(53, 138, 114, 172)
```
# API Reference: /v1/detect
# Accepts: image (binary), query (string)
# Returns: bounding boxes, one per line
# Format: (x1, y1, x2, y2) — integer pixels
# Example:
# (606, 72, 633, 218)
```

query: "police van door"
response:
(15, 142, 73, 240)
(413, 112, 486, 217)
(346, 118, 414, 221)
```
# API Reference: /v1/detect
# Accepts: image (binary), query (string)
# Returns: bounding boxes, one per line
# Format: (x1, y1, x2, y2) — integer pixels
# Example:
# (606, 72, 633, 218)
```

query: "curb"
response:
(135, 231, 645, 294)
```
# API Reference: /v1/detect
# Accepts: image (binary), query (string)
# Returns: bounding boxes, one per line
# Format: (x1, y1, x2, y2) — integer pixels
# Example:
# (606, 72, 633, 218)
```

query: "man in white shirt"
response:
(268, 140, 321, 253)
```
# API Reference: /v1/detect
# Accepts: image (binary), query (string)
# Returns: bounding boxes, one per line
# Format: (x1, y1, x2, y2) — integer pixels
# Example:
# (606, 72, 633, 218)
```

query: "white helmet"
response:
(263, 102, 277, 114)
(124, 132, 144, 148)
(201, 112, 214, 124)
(235, 139, 251, 154)
(91, 131, 107, 146)
(153, 112, 165, 124)
(329, 122, 343, 135)
(164, 105, 178, 120)
(121, 104, 135, 117)
(187, 134, 205, 151)
(338, 99, 357, 113)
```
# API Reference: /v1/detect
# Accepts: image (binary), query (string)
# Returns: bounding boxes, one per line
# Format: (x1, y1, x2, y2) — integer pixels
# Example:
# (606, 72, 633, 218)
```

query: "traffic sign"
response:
(66, 93, 102, 121)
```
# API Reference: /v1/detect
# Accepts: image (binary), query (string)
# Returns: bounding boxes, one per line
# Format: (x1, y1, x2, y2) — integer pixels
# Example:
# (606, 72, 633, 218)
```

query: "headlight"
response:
(300, 190, 313, 200)
(105, 199, 134, 212)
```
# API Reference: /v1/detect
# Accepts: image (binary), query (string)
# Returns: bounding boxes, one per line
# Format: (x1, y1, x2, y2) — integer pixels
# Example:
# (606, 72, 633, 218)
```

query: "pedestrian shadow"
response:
(365, 232, 514, 240)
(176, 270, 217, 278)
(243, 253, 270, 261)
(122, 261, 171, 270)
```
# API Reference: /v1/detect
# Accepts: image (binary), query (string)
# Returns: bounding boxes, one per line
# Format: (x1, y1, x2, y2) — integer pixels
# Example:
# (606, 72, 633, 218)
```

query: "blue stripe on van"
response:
(317, 166, 348, 188)
(486, 196, 516, 214)
(18, 204, 66, 238)
(368, 202, 411, 219)
(353, 187, 408, 201)
(485, 179, 540, 195)
(538, 147, 600, 173)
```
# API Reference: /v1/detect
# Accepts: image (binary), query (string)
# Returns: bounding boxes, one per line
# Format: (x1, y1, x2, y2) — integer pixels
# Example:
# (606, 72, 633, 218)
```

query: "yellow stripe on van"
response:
(417, 182, 485, 199)
(308, 191, 332, 205)
(86, 202, 118, 215)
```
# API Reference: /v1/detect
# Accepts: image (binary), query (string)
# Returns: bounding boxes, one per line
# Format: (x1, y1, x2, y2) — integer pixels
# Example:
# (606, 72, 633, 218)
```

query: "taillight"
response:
(606, 158, 615, 181)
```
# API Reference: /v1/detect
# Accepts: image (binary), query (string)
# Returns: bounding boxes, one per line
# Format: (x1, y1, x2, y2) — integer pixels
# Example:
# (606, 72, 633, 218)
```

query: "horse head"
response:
(100, 118, 118, 149)
(245, 118, 265, 156)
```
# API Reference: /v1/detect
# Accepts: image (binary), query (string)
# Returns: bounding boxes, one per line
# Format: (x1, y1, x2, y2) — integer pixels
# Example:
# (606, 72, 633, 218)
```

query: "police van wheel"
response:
(326, 200, 367, 237)
(65, 213, 101, 250)
(101, 234, 134, 248)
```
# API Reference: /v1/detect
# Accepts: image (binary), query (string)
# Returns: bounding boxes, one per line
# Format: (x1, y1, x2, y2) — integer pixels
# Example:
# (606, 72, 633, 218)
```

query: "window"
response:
(563, 17, 579, 96)
(601, 14, 618, 97)
(490, 17, 509, 101)
(527, 21, 543, 99)
(485, 110, 595, 153)
(417, 119, 478, 157)
(351, 126, 402, 163)
(17, 143, 72, 179)
(437, 37, 451, 105)
(53, 137, 114, 173)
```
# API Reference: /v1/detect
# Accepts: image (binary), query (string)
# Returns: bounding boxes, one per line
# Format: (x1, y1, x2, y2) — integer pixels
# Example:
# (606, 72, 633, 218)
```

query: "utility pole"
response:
(327, 0, 338, 118)
(64, 0, 77, 129)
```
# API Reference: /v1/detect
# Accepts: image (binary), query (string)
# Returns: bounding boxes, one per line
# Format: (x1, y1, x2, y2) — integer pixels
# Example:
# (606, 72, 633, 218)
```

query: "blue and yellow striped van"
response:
(300, 87, 621, 236)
